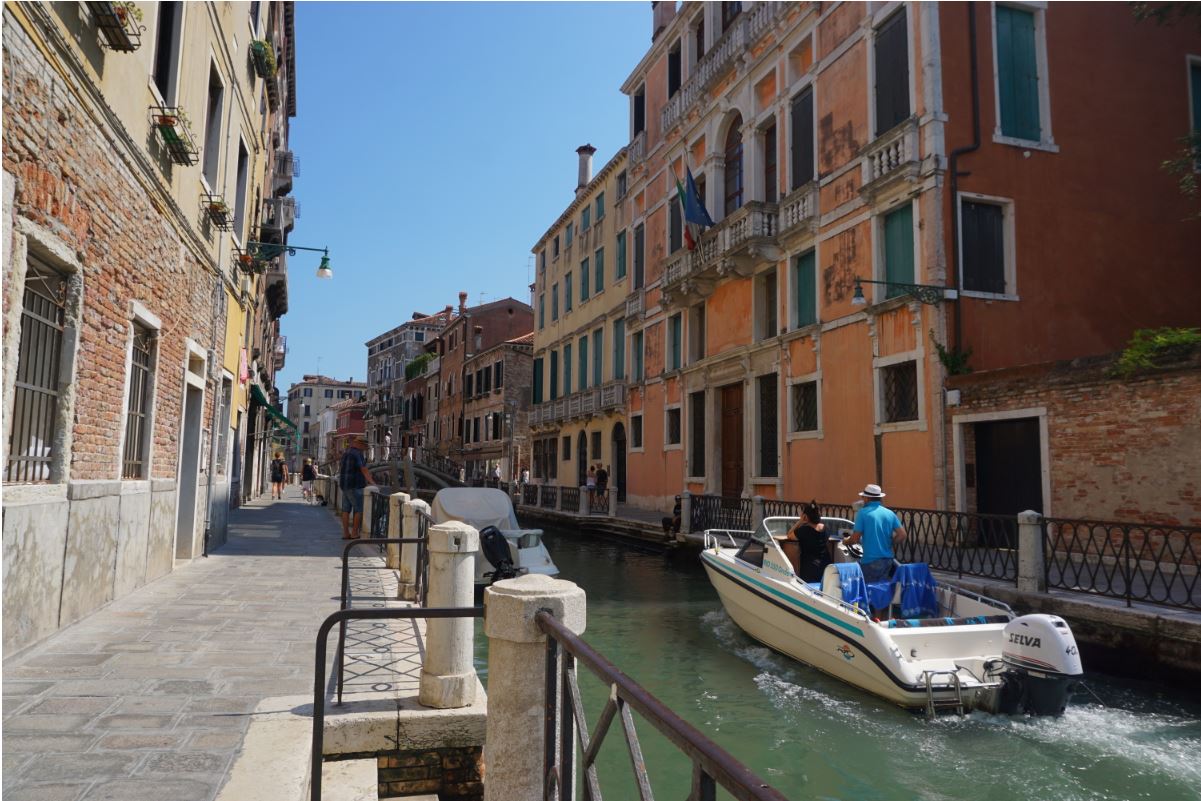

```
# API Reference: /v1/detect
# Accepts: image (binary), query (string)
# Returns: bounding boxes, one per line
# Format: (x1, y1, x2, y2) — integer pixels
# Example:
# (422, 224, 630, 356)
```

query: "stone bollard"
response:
(608, 487, 618, 517)
(1017, 510, 1047, 593)
(418, 521, 479, 709)
(578, 486, 589, 515)
(363, 487, 378, 537)
(681, 490, 693, 536)
(399, 499, 431, 601)
(752, 495, 765, 530)
(386, 492, 410, 570)
(484, 575, 586, 801)
(555, 485, 563, 511)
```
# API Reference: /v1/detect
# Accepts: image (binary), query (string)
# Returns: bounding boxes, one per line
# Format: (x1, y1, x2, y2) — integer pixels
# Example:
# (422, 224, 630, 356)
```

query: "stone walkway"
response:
(1, 488, 383, 801)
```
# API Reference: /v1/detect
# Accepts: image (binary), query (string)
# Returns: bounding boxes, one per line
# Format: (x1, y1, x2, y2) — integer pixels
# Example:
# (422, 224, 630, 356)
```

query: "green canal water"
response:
(478, 526, 1201, 801)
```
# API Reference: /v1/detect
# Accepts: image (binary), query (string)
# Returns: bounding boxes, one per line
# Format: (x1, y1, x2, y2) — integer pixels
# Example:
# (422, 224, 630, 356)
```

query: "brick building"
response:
(461, 332, 535, 482)
(285, 374, 366, 464)
(2, 1, 299, 652)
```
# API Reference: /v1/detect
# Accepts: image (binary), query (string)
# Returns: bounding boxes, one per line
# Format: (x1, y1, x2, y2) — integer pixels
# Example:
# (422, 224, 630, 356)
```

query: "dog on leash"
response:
(315, 493, 328, 507)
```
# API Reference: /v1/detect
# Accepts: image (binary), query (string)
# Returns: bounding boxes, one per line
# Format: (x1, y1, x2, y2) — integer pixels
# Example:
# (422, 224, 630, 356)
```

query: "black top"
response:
(301, 464, 317, 481)
(270, 459, 286, 481)
(791, 523, 831, 583)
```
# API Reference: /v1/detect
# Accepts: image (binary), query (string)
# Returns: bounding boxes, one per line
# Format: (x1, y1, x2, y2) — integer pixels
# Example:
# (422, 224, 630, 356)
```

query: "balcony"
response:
(859, 118, 921, 201)
(661, 2, 788, 133)
(661, 201, 782, 306)
(273, 335, 287, 370)
(531, 381, 626, 427)
(777, 181, 818, 246)
(273, 150, 299, 197)
(88, 1, 143, 52)
(260, 197, 298, 243)
(629, 131, 646, 166)
(624, 291, 644, 322)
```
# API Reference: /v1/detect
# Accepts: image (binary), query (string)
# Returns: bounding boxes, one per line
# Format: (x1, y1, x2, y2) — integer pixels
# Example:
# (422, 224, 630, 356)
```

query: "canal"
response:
(478, 524, 1201, 801)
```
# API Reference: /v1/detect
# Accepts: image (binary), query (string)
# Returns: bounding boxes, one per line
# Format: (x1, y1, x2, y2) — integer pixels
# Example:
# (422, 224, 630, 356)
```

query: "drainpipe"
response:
(947, 4, 980, 356)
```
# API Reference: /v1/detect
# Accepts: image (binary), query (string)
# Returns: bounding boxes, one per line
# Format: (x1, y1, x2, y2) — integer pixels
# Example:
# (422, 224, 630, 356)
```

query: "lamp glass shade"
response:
(315, 255, 333, 279)
(851, 282, 866, 306)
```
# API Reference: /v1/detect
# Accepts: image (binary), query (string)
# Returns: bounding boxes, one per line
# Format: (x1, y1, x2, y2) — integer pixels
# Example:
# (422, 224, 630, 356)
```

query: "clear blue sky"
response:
(277, 1, 651, 390)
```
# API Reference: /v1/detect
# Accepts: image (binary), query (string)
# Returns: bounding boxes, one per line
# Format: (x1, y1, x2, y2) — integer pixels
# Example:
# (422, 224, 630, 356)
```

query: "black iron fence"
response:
(560, 486, 580, 512)
(892, 508, 1018, 582)
(523, 483, 538, 505)
(691, 495, 752, 532)
(537, 611, 788, 801)
(587, 488, 609, 515)
(1044, 518, 1201, 610)
(370, 490, 390, 538)
(541, 484, 558, 509)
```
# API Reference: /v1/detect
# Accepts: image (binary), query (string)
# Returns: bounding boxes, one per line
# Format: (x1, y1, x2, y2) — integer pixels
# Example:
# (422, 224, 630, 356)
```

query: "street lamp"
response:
(245, 241, 333, 280)
(851, 277, 957, 306)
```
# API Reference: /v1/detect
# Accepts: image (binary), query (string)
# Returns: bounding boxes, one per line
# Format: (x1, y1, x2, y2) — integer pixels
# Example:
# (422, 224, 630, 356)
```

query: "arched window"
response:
(724, 115, 744, 216)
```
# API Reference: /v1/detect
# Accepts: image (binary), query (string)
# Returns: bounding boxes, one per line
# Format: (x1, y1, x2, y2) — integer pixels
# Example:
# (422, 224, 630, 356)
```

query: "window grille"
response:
(6, 259, 67, 483)
(666, 408, 681, 445)
(690, 391, 705, 476)
(122, 324, 156, 479)
(631, 415, 643, 449)
(758, 373, 778, 477)
(791, 381, 818, 432)
(882, 361, 918, 423)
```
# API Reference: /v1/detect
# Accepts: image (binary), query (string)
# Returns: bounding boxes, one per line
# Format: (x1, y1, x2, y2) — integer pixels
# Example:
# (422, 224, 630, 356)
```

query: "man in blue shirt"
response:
(845, 483, 906, 583)
(339, 436, 374, 541)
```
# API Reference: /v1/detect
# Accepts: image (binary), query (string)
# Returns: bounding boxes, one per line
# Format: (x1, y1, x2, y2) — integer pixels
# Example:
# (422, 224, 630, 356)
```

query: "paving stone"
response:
(22, 654, 115, 669)
(138, 750, 230, 775)
(4, 714, 97, 733)
(2, 681, 54, 697)
(175, 712, 251, 730)
(110, 696, 188, 716)
(91, 714, 176, 731)
(81, 778, 215, 801)
(45, 680, 147, 697)
(184, 730, 244, 751)
(93, 733, 185, 750)
(23, 697, 116, 716)
(185, 696, 259, 715)
(147, 679, 217, 695)
(1, 734, 97, 753)
(22, 753, 141, 782)
(2, 783, 89, 801)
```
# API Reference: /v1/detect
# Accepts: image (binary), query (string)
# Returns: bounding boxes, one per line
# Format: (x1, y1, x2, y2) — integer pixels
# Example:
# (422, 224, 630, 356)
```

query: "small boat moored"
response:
(701, 516, 1082, 717)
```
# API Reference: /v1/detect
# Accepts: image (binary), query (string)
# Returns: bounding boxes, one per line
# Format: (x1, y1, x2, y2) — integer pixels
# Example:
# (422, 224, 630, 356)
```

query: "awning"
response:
(250, 382, 297, 431)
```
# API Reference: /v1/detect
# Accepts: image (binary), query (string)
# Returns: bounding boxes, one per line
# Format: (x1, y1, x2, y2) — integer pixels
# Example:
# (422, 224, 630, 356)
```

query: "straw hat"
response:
(859, 483, 886, 498)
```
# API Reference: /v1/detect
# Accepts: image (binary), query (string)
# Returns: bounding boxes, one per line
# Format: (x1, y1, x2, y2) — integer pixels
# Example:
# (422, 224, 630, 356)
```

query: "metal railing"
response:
(692, 495, 752, 532)
(541, 485, 558, 509)
(588, 488, 609, 515)
(334, 536, 429, 704)
(537, 611, 788, 801)
(1044, 518, 1201, 610)
(369, 491, 390, 538)
(523, 483, 538, 505)
(560, 486, 580, 512)
(312, 606, 483, 801)
(893, 508, 1018, 582)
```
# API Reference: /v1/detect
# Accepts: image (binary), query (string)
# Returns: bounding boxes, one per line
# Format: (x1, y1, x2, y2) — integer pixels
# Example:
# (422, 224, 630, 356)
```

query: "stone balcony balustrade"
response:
(531, 381, 627, 428)
(661, 201, 782, 306)
(777, 181, 819, 247)
(859, 118, 921, 201)
(625, 291, 644, 322)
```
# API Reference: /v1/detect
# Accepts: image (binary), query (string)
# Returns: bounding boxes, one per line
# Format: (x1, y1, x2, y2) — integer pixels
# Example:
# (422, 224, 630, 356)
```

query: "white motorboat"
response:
(701, 516, 1082, 716)
(431, 487, 558, 589)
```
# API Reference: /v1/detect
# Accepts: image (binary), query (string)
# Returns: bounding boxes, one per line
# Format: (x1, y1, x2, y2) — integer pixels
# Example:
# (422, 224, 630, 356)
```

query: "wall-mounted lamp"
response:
(851, 277, 958, 306)
(246, 241, 333, 280)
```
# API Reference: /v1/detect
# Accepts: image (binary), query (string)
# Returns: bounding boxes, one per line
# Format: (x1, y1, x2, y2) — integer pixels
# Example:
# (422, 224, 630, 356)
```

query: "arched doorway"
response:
(611, 423, 627, 502)
(577, 431, 588, 487)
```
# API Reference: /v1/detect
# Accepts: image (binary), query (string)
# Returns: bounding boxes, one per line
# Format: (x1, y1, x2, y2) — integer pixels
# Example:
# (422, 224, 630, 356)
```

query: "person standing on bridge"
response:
(339, 435, 373, 540)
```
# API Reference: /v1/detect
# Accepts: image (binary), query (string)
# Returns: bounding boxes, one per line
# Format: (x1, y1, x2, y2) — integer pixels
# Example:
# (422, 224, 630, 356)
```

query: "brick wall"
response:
(376, 746, 483, 800)
(947, 353, 1201, 526)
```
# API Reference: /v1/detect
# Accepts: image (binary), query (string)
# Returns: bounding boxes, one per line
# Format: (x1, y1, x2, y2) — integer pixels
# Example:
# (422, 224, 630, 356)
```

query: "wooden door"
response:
(720, 383, 744, 498)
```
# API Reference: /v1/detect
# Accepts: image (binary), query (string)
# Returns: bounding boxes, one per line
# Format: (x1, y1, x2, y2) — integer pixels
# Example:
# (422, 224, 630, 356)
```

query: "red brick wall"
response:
(947, 354, 1201, 526)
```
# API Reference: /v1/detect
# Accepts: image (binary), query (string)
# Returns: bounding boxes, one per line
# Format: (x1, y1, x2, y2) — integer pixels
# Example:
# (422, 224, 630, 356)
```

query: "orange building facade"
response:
(607, 1, 1198, 516)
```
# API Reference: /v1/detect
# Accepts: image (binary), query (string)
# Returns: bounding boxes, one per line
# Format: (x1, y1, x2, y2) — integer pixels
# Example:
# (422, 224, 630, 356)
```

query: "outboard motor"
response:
(994, 615, 1083, 716)
(478, 525, 518, 584)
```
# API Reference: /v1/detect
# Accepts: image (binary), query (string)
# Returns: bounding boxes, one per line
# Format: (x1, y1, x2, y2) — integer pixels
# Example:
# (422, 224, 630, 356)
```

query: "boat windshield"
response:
(752, 517, 797, 543)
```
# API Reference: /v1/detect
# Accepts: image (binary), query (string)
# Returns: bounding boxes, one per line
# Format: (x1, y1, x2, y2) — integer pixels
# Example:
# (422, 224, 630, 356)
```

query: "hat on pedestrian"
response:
(859, 483, 886, 498)
(352, 435, 367, 445)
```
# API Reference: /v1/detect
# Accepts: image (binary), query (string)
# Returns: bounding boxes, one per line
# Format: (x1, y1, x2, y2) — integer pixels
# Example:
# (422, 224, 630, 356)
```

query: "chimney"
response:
(651, 1, 675, 42)
(576, 144, 596, 194)
(458, 291, 468, 313)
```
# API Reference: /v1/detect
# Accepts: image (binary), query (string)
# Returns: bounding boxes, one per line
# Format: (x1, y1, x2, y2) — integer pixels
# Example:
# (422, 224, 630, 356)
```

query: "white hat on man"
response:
(859, 483, 886, 498)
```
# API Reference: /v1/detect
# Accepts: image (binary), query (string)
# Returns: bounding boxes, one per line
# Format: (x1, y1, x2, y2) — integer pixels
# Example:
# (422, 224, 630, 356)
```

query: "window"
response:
(613, 318, 626, 380)
(580, 259, 590, 302)
(563, 435, 571, 461)
(668, 41, 682, 97)
(495, 361, 504, 389)
(632, 331, 644, 382)
(548, 437, 559, 477)
(482, 366, 491, 393)
(540, 250, 547, 274)
(666, 407, 681, 446)
(757, 373, 778, 477)
(633, 224, 645, 289)
(724, 116, 744, 215)
(302, 421, 310, 434)
(881, 360, 918, 423)
(688, 304, 706, 363)
(539, 294, 545, 329)
(596, 192, 605, 220)
(563, 342, 573, 395)
(721, 2, 741, 32)
(668, 313, 682, 371)
(790, 87, 815, 189)
(882, 204, 915, 296)
(616, 230, 627, 278)
(565, 274, 573, 312)
(995, 5, 1042, 142)
(874, 10, 910, 136)
(793, 251, 816, 327)
(689, 391, 705, 476)
(304, 387, 313, 397)
(233, 141, 249, 240)
(415, 331, 425, 342)
(791, 380, 818, 432)
(581, 206, 591, 232)
(6, 258, 68, 483)
(549, 350, 559, 401)
(669, 193, 683, 253)
(553, 236, 560, 259)
(1191, 60, 1201, 134)
(633, 84, 646, 136)
(695, 15, 706, 59)
(616, 171, 628, 199)
(492, 413, 501, 440)
(578, 336, 588, 391)
(961, 199, 1008, 295)
(202, 64, 225, 187)
(631, 413, 644, 449)
(153, 1, 183, 103)
(594, 248, 604, 293)
(592, 329, 603, 386)
(762, 119, 777, 203)
(466, 373, 474, 398)
(566, 222, 574, 247)
(122, 324, 156, 479)
(756, 269, 778, 341)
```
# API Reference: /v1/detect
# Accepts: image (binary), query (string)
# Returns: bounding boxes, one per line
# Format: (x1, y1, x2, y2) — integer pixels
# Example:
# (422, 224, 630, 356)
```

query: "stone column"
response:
(751, 495, 765, 530)
(484, 575, 586, 801)
(399, 498, 431, 601)
(535, 483, 543, 508)
(555, 485, 563, 512)
(386, 492, 410, 570)
(578, 486, 589, 515)
(418, 521, 480, 709)
(608, 487, 618, 517)
(362, 488, 378, 537)
(1017, 510, 1046, 593)
(681, 490, 693, 536)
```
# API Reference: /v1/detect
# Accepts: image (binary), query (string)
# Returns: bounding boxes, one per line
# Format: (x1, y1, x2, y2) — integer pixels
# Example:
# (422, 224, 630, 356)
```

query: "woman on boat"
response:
(786, 501, 832, 583)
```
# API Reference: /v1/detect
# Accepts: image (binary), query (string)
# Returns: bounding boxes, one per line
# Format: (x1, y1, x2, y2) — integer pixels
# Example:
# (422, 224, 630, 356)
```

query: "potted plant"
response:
(114, 2, 142, 26)
(208, 198, 230, 215)
(250, 39, 277, 78)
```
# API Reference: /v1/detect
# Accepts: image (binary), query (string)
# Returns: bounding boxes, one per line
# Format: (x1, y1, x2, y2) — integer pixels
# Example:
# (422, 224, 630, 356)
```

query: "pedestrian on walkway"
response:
(339, 435, 374, 540)
(586, 465, 597, 500)
(270, 453, 288, 500)
(301, 458, 317, 502)
(844, 483, 906, 583)
(596, 463, 609, 497)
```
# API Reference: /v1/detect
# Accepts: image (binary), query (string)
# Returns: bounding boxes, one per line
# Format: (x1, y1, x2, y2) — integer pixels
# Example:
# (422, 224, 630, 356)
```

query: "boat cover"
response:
(893, 563, 939, 618)
(432, 488, 519, 531)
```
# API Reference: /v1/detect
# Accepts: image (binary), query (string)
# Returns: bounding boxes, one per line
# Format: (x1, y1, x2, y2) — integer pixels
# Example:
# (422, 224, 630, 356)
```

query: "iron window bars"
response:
(150, 107, 199, 166)
(87, 1, 143, 52)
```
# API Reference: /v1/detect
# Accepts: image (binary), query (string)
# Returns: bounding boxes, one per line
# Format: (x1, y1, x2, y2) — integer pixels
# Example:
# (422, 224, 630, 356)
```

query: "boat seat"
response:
(778, 538, 802, 575)
(886, 615, 1009, 628)
(820, 563, 845, 601)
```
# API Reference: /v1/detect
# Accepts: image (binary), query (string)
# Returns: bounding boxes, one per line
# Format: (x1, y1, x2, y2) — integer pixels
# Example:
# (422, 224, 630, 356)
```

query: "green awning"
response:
(249, 382, 297, 431)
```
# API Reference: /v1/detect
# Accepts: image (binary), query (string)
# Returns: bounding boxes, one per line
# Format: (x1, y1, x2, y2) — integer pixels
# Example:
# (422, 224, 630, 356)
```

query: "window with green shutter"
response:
(565, 274, 573, 311)
(793, 251, 816, 327)
(580, 260, 589, 302)
(613, 318, 625, 379)
(669, 314, 682, 371)
(874, 11, 910, 136)
(578, 337, 588, 390)
(594, 248, 604, 293)
(883, 204, 914, 296)
(592, 329, 603, 386)
(549, 351, 559, 400)
(581, 207, 591, 232)
(633, 331, 644, 381)
(596, 192, 605, 220)
(563, 343, 573, 395)
(616, 231, 627, 278)
(533, 358, 544, 404)
(996, 5, 1041, 141)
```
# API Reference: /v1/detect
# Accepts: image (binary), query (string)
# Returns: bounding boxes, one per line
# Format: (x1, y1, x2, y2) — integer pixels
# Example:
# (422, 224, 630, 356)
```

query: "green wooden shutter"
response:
(579, 337, 588, 390)
(613, 318, 625, 379)
(580, 260, 589, 301)
(563, 344, 572, 395)
(884, 204, 914, 295)
(794, 251, 816, 327)
(595, 248, 604, 293)
(533, 358, 543, 404)
(592, 329, 603, 386)
(996, 6, 1041, 141)
(616, 231, 627, 278)
(549, 352, 559, 400)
